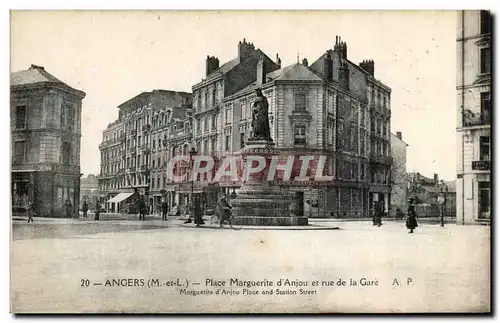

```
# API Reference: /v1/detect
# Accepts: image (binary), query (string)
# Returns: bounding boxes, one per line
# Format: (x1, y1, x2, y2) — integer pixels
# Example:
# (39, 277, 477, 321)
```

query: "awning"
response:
(106, 192, 134, 204)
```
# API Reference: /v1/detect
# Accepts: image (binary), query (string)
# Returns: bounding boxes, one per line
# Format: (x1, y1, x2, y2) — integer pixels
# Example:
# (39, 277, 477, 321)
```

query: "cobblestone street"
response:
(10, 219, 490, 313)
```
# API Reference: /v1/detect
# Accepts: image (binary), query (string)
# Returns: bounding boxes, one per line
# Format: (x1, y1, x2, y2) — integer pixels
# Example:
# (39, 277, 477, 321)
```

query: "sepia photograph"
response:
(9, 9, 491, 313)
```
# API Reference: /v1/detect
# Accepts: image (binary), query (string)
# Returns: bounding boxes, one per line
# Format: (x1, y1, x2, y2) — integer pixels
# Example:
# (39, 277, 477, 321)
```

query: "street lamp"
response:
(188, 147, 197, 217)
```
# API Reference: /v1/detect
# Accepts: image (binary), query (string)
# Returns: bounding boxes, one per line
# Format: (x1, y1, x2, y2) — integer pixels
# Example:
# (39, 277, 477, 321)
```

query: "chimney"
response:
(206, 56, 219, 76)
(276, 53, 282, 68)
(434, 173, 439, 185)
(339, 60, 349, 91)
(302, 58, 309, 67)
(334, 36, 347, 60)
(396, 131, 402, 140)
(324, 50, 333, 82)
(238, 38, 255, 62)
(359, 59, 375, 76)
(30, 64, 45, 71)
(256, 54, 266, 85)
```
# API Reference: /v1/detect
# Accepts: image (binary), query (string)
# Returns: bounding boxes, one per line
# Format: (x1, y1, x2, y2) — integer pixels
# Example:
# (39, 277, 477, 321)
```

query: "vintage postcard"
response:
(10, 10, 491, 313)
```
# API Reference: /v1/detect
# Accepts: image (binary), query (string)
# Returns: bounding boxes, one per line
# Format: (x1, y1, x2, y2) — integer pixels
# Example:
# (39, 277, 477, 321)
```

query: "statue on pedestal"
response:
(250, 88, 271, 141)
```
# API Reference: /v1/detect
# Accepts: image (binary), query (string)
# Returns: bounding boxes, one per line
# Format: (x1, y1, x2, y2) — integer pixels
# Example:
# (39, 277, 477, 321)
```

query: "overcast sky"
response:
(10, 10, 457, 180)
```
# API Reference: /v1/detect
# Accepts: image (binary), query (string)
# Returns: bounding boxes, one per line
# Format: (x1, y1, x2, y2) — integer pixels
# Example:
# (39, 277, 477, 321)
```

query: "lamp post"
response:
(188, 147, 197, 217)
(437, 188, 446, 227)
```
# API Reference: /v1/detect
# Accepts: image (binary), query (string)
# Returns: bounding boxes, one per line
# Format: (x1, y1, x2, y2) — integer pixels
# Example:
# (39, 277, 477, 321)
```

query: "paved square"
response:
(10, 219, 490, 313)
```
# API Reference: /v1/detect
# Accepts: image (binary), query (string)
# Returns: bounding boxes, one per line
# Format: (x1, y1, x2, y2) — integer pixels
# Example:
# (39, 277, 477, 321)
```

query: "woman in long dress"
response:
(406, 198, 418, 233)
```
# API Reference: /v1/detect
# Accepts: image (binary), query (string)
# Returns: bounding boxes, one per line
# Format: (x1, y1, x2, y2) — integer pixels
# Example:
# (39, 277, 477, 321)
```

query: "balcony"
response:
(462, 111, 490, 129)
(472, 160, 490, 171)
(369, 153, 392, 165)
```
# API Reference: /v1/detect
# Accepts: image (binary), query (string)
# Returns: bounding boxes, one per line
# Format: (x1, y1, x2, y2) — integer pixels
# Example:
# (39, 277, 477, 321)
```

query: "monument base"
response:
(231, 138, 308, 226)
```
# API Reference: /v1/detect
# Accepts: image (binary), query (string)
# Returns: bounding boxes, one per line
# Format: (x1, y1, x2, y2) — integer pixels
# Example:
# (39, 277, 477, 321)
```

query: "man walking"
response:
(27, 200, 34, 223)
(139, 196, 146, 221)
(95, 201, 101, 221)
(161, 199, 168, 221)
(82, 200, 88, 218)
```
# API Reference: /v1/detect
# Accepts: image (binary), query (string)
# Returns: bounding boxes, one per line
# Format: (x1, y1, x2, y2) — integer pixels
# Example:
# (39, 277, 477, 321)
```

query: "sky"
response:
(10, 10, 457, 181)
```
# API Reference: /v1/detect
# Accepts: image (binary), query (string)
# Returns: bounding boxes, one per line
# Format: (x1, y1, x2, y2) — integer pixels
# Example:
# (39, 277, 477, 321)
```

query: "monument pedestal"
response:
(231, 139, 309, 226)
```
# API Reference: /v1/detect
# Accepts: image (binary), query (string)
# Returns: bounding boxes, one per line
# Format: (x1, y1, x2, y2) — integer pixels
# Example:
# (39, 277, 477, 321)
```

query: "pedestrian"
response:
(376, 201, 383, 227)
(217, 194, 233, 227)
(406, 198, 418, 233)
(95, 201, 101, 221)
(194, 196, 204, 226)
(27, 200, 34, 223)
(138, 197, 146, 221)
(161, 199, 168, 221)
(372, 201, 378, 226)
(82, 201, 88, 218)
(65, 199, 73, 218)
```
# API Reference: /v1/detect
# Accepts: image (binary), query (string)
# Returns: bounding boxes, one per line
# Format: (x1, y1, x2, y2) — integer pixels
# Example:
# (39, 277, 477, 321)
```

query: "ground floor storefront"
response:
(12, 171, 80, 218)
(456, 172, 490, 225)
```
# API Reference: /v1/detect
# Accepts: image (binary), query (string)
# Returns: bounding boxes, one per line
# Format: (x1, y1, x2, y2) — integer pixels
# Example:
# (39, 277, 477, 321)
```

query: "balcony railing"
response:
(472, 160, 490, 171)
(462, 111, 490, 128)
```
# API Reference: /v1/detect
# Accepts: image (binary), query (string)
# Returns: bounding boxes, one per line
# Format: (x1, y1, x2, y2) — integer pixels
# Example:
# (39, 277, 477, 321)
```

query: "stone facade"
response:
(390, 132, 408, 216)
(184, 37, 392, 218)
(11, 64, 85, 217)
(98, 90, 192, 213)
(456, 10, 491, 224)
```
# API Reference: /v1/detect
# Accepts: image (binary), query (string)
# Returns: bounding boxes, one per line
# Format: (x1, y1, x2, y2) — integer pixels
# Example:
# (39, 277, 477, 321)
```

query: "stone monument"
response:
(231, 89, 308, 226)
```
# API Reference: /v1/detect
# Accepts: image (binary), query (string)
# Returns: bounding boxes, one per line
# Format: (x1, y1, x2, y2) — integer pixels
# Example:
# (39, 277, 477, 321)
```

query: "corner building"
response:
(11, 65, 86, 217)
(191, 38, 392, 217)
(456, 10, 491, 224)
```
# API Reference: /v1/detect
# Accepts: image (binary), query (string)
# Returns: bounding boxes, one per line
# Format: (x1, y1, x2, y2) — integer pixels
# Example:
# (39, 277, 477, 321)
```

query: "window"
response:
(203, 140, 209, 154)
(158, 157, 161, 167)
(478, 181, 490, 218)
(152, 177, 155, 189)
(294, 93, 306, 111)
(163, 176, 166, 187)
(13, 140, 26, 164)
(294, 125, 306, 145)
(225, 108, 230, 124)
(204, 118, 208, 132)
(240, 132, 245, 148)
(152, 140, 156, 149)
(196, 120, 201, 134)
(361, 164, 365, 179)
(481, 92, 491, 124)
(479, 136, 490, 161)
(211, 138, 217, 153)
(212, 115, 217, 130)
(480, 10, 492, 34)
(480, 48, 491, 74)
(225, 135, 230, 151)
(62, 142, 71, 165)
(204, 92, 209, 109)
(16, 105, 26, 129)
(212, 89, 216, 107)
(157, 177, 160, 188)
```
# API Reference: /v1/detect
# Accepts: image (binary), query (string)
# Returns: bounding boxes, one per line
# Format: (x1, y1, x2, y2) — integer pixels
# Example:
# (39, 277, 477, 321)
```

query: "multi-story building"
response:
(187, 37, 392, 217)
(11, 64, 86, 217)
(98, 90, 192, 213)
(390, 131, 409, 216)
(456, 10, 491, 224)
